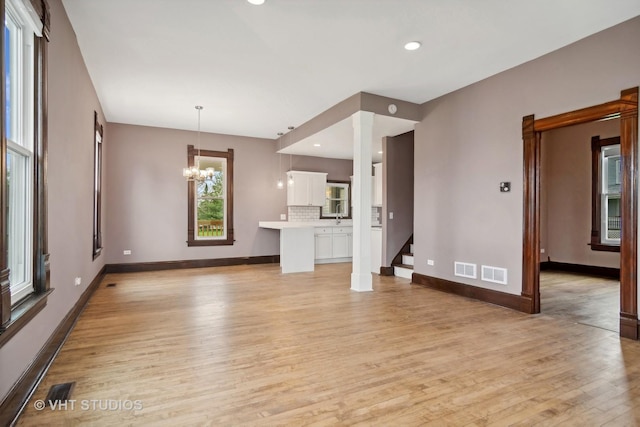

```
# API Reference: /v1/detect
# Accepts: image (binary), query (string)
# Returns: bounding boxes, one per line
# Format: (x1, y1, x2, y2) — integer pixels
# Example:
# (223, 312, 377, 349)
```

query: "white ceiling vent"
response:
(481, 265, 508, 285)
(454, 262, 477, 279)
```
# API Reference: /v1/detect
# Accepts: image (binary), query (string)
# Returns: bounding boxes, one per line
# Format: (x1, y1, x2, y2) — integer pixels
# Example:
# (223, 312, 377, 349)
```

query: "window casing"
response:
(1, 0, 50, 342)
(591, 135, 621, 252)
(186, 146, 234, 246)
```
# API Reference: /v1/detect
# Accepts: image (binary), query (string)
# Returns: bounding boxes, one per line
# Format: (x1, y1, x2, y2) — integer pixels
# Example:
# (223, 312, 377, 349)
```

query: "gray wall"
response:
(541, 119, 621, 268)
(414, 16, 640, 295)
(105, 123, 352, 264)
(0, 0, 107, 401)
(382, 132, 414, 266)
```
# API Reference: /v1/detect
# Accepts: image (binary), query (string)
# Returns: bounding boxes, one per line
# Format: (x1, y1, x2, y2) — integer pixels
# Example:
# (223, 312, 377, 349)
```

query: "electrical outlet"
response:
(123, 250, 132, 255)
(74, 277, 81, 286)
(389, 212, 394, 220)
(540, 248, 546, 253)
(427, 259, 434, 266)
(280, 214, 286, 220)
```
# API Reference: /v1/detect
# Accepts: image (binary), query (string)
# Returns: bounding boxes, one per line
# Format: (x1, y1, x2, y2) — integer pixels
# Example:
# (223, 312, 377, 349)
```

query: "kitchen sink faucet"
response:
(335, 203, 342, 225)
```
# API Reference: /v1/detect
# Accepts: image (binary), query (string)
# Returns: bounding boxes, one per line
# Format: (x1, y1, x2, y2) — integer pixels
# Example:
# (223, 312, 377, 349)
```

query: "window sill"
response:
(187, 238, 234, 247)
(590, 243, 621, 252)
(0, 289, 53, 349)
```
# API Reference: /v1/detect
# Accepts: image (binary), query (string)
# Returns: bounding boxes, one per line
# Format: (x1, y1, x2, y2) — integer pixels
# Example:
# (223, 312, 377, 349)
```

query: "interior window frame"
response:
(186, 145, 234, 247)
(590, 135, 621, 252)
(320, 180, 351, 219)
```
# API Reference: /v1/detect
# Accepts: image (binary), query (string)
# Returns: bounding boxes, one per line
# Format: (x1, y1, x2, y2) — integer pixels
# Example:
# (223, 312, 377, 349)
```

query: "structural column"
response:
(351, 111, 374, 292)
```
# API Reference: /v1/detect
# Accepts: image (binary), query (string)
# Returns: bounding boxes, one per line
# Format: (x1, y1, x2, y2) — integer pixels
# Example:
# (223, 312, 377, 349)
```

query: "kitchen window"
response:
(186, 146, 234, 246)
(321, 181, 350, 219)
(591, 135, 621, 252)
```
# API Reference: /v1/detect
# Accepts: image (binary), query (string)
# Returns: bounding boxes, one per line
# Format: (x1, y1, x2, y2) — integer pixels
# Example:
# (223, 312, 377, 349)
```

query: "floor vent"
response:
(454, 262, 477, 279)
(106, 283, 117, 288)
(45, 382, 76, 403)
(481, 265, 508, 285)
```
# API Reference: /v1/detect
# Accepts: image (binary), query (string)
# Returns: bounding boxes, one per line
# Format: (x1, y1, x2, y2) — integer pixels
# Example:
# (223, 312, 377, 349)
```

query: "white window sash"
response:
(194, 159, 227, 240)
(6, 0, 37, 304)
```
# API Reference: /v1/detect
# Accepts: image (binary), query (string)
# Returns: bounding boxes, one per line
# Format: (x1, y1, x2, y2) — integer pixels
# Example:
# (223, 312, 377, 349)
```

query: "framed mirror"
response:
(321, 180, 350, 219)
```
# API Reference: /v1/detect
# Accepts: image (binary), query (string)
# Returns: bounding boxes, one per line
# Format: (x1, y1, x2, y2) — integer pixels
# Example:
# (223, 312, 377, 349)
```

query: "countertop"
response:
(259, 220, 353, 230)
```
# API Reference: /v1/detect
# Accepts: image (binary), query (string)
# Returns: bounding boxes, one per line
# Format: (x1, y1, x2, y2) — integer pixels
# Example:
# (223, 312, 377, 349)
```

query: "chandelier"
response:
(182, 105, 215, 181)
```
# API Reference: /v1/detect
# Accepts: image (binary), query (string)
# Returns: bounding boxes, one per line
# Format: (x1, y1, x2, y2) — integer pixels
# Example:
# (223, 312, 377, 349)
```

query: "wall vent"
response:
(454, 262, 477, 279)
(481, 265, 508, 285)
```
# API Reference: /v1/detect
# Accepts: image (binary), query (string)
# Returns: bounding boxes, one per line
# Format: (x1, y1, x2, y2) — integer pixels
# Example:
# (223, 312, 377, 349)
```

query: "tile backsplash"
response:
(288, 206, 320, 222)
(288, 206, 381, 223)
(372, 206, 381, 224)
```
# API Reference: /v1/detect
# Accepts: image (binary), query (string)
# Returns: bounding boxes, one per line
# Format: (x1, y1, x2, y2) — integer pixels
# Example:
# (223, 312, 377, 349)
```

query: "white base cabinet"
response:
(314, 232, 333, 259)
(314, 226, 352, 263)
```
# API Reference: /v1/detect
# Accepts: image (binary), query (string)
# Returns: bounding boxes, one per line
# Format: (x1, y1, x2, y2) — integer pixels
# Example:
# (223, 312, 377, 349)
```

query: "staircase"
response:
(392, 239, 414, 280)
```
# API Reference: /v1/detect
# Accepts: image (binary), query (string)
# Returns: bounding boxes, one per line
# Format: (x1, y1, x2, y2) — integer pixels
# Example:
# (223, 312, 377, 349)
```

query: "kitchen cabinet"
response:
(287, 171, 327, 206)
(332, 227, 351, 258)
(314, 226, 352, 262)
(372, 163, 382, 207)
(314, 228, 333, 259)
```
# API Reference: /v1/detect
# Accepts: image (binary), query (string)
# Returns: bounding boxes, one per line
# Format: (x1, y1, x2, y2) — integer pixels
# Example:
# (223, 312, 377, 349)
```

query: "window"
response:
(321, 181, 350, 219)
(5, 0, 35, 304)
(186, 146, 234, 246)
(93, 112, 103, 259)
(591, 135, 621, 252)
(1, 0, 50, 339)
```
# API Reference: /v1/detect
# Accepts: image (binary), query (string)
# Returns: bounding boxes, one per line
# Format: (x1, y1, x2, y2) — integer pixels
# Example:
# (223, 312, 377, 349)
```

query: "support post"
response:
(351, 111, 374, 292)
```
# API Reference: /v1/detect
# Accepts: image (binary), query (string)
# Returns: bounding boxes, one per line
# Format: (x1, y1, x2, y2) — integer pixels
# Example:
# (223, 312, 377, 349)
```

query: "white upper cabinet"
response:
(287, 171, 328, 206)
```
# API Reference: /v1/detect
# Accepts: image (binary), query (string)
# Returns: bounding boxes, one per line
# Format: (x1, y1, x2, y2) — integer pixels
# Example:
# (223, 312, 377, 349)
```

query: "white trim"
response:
(7, 0, 42, 36)
(5, 0, 36, 303)
(194, 156, 227, 241)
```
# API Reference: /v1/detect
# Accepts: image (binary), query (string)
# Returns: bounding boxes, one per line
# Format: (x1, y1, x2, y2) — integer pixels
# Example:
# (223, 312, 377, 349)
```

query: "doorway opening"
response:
(538, 119, 621, 333)
(521, 87, 638, 339)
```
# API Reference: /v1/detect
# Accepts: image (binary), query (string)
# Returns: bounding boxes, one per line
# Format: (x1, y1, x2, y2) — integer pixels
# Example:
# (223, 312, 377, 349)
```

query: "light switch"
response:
(389, 212, 394, 220)
(280, 214, 287, 220)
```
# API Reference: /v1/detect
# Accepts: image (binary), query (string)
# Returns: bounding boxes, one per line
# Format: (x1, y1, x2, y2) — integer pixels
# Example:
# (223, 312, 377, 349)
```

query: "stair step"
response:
(402, 254, 414, 266)
(394, 265, 413, 279)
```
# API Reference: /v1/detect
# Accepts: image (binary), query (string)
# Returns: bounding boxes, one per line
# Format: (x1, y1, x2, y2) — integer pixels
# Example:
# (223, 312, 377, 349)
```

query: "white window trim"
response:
(601, 152, 621, 246)
(6, 0, 36, 304)
(194, 156, 227, 241)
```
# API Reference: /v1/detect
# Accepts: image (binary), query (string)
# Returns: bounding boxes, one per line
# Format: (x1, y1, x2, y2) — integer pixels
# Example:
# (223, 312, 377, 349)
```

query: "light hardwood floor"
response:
(17, 263, 640, 425)
(540, 271, 620, 333)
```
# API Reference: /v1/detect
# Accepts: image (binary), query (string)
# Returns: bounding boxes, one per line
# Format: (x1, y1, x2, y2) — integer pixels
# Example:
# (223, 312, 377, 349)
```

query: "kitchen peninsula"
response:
(259, 221, 353, 273)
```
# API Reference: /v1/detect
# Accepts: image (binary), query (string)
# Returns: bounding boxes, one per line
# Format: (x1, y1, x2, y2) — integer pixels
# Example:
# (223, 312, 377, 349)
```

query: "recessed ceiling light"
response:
(378, 151, 383, 154)
(313, 144, 321, 147)
(404, 41, 421, 51)
(247, 0, 265, 5)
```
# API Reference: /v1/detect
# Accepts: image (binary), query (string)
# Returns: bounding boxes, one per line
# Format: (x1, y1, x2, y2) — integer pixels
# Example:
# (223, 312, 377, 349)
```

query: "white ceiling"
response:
(62, 0, 640, 157)
(279, 115, 417, 162)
